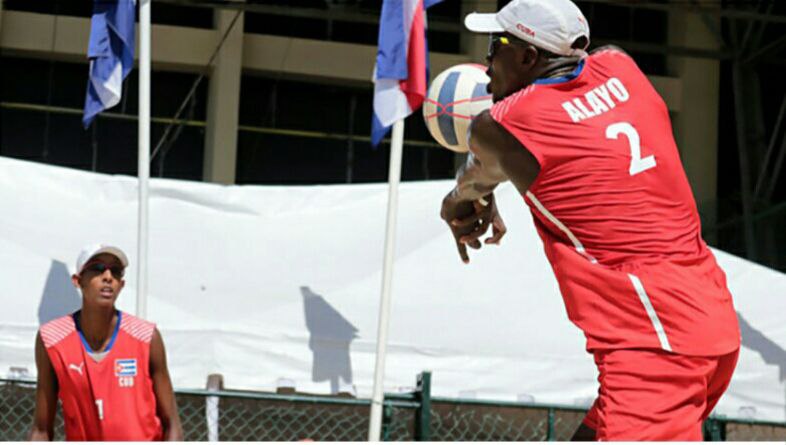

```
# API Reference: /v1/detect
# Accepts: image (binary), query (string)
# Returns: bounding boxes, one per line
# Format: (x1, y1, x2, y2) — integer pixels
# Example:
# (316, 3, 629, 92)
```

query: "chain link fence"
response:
(2, 376, 785, 441)
(0, 379, 65, 441)
(180, 390, 417, 441)
(429, 400, 586, 441)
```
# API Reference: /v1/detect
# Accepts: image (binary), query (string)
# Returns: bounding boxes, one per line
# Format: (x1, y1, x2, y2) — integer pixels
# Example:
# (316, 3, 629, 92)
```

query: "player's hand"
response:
(441, 192, 506, 264)
(441, 193, 475, 263)
(454, 193, 507, 248)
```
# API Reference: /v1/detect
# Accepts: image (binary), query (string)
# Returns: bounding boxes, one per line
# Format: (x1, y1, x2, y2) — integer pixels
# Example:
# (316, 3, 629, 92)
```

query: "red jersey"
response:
(489, 49, 740, 355)
(40, 311, 163, 441)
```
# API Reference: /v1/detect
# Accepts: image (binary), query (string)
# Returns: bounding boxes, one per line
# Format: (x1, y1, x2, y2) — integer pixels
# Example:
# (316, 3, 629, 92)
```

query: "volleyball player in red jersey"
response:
(441, 0, 740, 440)
(29, 244, 183, 441)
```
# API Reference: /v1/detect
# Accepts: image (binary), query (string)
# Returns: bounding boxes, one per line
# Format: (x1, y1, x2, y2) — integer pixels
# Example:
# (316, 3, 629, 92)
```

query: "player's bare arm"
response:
(29, 333, 57, 441)
(149, 328, 183, 441)
(441, 110, 540, 263)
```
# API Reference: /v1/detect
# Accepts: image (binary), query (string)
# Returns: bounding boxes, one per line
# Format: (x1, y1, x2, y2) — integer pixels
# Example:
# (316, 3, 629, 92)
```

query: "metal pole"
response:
(346, 94, 356, 184)
(137, 0, 151, 318)
(731, 60, 758, 261)
(368, 119, 405, 441)
(743, 35, 786, 64)
(765, 132, 786, 202)
(754, 94, 786, 201)
(547, 408, 555, 441)
(753, 95, 786, 201)
(414, 371, 432, 441)
(206, 374, 224, 442)
(740, 1, 772, 53)
(738, 2, 758, 52)
(381, 403, 393, 441)
(91, 120, 99, 172)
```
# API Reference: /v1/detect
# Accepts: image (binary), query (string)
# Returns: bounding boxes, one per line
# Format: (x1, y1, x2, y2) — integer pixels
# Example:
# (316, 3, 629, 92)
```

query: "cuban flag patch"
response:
(114, 358, 137, 377)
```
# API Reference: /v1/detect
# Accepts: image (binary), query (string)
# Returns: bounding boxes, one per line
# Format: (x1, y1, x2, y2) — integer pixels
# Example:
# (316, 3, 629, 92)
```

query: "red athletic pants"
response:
(582, 348, 739, 441)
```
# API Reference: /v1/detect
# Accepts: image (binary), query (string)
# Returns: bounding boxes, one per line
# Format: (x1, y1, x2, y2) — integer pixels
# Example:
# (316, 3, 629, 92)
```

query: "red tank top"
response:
(489, 49, 740, 355)
(39, 311, 163, 440)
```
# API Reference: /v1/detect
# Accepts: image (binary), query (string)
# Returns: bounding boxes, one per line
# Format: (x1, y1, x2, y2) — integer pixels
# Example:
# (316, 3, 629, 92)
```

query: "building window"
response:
(0, 57, 207, 180)
(236, 75, 455, 185)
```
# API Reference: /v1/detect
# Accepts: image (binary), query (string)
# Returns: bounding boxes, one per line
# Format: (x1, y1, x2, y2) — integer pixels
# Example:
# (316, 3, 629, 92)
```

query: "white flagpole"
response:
(368, 118, 405, 441)
(136, 0, 151, 319)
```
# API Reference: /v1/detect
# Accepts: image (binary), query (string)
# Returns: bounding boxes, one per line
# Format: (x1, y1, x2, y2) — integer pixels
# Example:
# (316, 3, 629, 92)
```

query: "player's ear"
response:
(71, 274, 81, 289)
(520, 45, 539, 69)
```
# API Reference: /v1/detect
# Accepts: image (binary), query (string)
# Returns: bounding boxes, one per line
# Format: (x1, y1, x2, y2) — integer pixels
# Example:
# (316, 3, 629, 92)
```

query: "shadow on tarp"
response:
(301, 286, 358, 394)
(38, 260, 81, 325)
(737, 311, 786, 421)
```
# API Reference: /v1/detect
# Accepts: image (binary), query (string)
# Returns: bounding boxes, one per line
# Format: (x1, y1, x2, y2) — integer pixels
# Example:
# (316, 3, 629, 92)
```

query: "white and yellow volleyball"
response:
(423, 63, 492, 153)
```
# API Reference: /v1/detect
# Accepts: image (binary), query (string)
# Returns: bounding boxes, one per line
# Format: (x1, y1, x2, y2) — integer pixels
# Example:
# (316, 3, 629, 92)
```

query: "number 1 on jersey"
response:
(95, 399, 104, 420)
(606, 122, 656, 176)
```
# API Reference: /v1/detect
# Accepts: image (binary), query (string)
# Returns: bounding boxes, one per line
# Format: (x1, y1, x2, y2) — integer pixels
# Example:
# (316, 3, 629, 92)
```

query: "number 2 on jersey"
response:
(606, 122, 656, 176)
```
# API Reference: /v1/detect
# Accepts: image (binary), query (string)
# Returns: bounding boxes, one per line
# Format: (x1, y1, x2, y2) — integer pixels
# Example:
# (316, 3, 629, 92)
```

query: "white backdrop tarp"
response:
(1, 156, 785, 422)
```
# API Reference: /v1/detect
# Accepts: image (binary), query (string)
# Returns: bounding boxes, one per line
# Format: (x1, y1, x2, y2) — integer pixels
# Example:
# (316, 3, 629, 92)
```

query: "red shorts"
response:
(582, 348, 739, 441)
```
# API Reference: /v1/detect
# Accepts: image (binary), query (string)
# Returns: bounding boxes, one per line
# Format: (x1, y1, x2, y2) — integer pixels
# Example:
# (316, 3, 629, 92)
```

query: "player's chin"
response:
(487, 83, 500, 103)
(488, 83, 506, 103)
(90, 292, 118, 306)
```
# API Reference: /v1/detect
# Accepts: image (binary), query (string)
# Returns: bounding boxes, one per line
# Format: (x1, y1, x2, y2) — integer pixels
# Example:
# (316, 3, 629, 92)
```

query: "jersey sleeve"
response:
(488, 87, 546, 168)
(120, 313, 156, 344)
(40, 315, 76, 348)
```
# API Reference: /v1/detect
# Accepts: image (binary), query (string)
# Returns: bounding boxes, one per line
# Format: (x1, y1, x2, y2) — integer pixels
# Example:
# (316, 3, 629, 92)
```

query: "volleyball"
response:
(423, 63, 492, 153)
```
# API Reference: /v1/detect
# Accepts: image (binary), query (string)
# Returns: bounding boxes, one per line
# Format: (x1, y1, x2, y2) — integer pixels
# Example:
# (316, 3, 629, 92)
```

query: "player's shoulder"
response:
(588, 45, 640, 71)
(119, 311, 156, 344)
(490, 84, 538, 123)
(40, 314, 77, 348)
(589, 44, 632, 59)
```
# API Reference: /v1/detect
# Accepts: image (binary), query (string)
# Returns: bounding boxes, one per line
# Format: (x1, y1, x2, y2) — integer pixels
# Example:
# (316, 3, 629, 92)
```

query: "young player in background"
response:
(441, 0, 741, 440)
(29, 244, 182, 441)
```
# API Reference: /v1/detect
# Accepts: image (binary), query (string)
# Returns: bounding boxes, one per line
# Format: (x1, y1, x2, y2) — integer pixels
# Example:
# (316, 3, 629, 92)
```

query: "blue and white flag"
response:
(114, 358, 138, 377)
(371, 0, 444, 147)
(83, 0, 136, 128)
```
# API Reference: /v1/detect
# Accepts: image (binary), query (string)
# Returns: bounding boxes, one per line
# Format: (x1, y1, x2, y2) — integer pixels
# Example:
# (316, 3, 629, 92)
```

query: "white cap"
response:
(465, 0, 590, 57)
(75, 243, 129, 275)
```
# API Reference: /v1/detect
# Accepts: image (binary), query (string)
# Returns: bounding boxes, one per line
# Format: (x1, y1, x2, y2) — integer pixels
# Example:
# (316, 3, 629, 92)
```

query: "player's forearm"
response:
(449, 153, 503, 203)
(155, 389, 183, 441)
(162, 420, 184, 441)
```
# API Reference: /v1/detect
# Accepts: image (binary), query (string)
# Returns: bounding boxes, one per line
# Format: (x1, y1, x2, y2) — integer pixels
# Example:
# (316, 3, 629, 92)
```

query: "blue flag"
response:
(83, 0, 136, 128)
(371, 0, 444, 147)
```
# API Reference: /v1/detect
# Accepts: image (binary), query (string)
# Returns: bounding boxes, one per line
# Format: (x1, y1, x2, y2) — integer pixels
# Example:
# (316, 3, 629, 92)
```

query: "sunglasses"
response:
(82, 261, 125, 279)
(487, 34, 511, 60)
